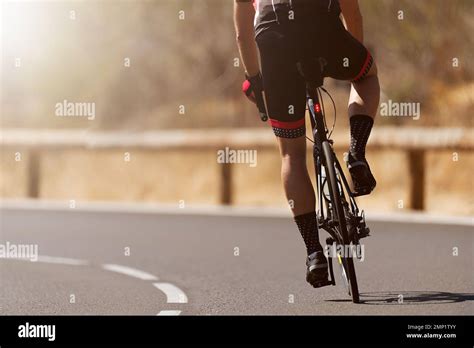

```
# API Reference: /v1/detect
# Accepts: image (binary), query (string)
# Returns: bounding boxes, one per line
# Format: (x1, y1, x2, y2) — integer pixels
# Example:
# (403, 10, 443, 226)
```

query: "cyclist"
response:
(234, 0, 380, 286)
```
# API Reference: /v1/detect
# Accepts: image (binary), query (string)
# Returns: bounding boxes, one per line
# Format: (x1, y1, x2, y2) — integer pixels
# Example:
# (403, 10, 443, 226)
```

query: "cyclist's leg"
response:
(256, 27, 324, 257)
(323, 17, 380, 194)
(349, 62, 380, 119)
(277, 135, 315, 217)
(347, 56, 379, 195)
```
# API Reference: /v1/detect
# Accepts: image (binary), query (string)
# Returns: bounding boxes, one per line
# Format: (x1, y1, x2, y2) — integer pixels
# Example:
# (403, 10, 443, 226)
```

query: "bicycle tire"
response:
(322, 141, 360, 303)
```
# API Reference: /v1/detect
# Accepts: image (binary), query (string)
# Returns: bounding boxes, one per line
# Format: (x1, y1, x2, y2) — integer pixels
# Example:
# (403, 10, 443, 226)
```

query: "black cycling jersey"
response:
(238, 0, 341, 37)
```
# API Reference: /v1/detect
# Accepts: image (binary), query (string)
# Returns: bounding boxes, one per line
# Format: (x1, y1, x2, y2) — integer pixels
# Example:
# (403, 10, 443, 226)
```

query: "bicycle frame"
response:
(306, 84, 366, 242)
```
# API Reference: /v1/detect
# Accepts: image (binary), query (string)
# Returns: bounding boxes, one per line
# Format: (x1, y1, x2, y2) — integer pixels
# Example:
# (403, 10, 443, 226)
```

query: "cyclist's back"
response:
(251, 0, 372, 137)
(254, 0, 341, 37)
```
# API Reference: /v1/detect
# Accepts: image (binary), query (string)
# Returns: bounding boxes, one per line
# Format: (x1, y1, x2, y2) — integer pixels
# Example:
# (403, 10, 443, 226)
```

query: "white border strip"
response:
(0, 199, 289, 218)
(153, 283, 188, 303)
(1, 199, 472, 227)
(366, 212, 473, 227)
(102, 264, 158, 281)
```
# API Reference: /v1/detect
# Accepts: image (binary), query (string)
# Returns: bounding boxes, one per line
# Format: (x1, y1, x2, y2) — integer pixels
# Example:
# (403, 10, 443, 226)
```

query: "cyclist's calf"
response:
(349, 62, 380, 118)
(361, 61, 378, 79)
(277, 136, 316, 216)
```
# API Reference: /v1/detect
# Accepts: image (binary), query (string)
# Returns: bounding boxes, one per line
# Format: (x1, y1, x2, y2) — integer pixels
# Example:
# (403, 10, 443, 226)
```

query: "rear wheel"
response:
(322, 141, 360, 303)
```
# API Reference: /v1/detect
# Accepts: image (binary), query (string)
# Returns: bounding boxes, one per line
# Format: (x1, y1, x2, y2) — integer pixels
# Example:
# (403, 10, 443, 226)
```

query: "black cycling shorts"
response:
(256, 3, 374, 138)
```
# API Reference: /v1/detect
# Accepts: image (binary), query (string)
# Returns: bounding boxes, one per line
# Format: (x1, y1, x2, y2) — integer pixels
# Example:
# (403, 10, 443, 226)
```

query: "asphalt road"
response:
(0, 203, 473, 315)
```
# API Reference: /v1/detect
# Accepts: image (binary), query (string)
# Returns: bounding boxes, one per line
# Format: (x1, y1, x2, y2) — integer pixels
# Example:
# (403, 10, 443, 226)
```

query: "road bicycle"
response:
(301, 63, 371, 304)
(258, 62, 372, 303)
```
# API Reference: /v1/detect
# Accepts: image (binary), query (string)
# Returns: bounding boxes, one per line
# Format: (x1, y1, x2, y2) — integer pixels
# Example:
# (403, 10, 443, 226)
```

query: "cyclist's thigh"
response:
(256, 28, 307, 139)
(323, 16, 374, 82)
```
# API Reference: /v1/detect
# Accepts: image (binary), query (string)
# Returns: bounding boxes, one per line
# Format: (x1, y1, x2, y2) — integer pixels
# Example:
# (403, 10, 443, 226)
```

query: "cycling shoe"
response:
(306, 251, 329, 287)
(347, 154, 376, 196)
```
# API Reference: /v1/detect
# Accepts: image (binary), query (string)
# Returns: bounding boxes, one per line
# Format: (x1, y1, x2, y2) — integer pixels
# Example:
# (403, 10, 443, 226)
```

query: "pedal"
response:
(358, 227, 370, 239)
(317, 216, 325, 227)
(357, 211, 371, 239)
(310, 238, 337, 288)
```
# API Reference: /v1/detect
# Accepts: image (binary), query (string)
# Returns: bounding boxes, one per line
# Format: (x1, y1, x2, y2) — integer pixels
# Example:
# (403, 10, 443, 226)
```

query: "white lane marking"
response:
(6, 255, 90, 266)
(157, 310, 182, 316)
(36, 255, 90, 265)
(153, 282, 188, 303)
(6, 253, 186, 314)
(102, 264, 158, 281)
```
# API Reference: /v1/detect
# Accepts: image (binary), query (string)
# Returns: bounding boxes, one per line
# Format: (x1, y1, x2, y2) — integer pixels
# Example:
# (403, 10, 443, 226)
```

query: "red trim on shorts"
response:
(269, 118, 305, 129)
(353, 52, 372, 82)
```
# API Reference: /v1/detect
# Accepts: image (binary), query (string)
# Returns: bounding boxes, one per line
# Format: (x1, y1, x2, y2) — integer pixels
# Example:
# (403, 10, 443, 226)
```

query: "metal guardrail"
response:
(1, 127, 473, 210)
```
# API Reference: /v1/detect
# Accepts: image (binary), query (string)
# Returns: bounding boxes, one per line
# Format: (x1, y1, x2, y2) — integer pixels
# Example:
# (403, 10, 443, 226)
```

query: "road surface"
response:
(1, 202, 472, 315)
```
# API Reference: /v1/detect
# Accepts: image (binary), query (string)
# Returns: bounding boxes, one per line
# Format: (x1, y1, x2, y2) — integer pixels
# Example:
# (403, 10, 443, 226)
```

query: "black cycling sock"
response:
(349, 114, 374, 161)
(294, 211, 322, 255)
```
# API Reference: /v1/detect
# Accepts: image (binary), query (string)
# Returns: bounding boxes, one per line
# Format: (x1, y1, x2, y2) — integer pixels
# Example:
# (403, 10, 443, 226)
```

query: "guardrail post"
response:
(220, 162, 232, 205)
(408, 150, 425, 210)
(27, 149, 40, 198)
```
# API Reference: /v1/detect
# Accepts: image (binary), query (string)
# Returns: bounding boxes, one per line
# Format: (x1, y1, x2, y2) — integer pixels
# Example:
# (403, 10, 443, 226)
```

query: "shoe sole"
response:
(349, 165, 376, 197)
(352, 184, 376, 197)
(306, 267, 329, 287)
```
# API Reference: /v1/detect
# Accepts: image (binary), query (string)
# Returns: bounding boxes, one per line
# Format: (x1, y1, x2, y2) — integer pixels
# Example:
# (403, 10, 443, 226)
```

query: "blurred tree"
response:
(1, 0, 472, 129)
